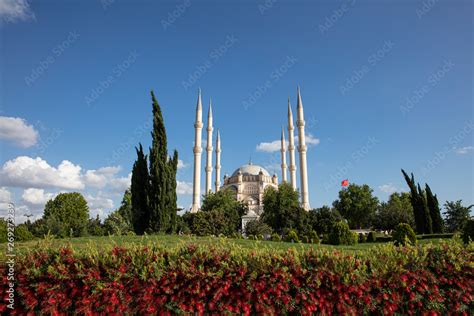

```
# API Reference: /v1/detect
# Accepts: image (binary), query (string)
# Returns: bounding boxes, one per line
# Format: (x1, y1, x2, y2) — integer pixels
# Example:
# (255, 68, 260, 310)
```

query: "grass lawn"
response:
(0, 234, 446, 258)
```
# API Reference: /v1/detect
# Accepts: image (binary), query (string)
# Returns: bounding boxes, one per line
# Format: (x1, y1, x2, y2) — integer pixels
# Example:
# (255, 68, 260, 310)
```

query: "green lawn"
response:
(0, 234, 447, 258)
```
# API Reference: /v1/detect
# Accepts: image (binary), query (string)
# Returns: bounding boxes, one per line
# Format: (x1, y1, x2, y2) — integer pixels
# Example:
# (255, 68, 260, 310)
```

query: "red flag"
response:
(341, 179, 349, 187)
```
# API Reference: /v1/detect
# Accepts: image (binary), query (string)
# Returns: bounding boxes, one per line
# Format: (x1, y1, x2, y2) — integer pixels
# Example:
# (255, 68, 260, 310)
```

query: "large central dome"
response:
(231, 163, 270, 177)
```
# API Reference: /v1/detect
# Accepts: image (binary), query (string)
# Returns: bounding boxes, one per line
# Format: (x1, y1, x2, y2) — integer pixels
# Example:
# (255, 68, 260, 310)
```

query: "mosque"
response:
(190, 87, 311, 229)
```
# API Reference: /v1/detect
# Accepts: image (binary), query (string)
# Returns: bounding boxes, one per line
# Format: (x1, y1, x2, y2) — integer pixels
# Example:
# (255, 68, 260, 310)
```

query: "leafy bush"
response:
(376, 235, 393, 243)
(15, 224, 35, 242)
(358, 233, 367, 243)
(392, 223, 417, 246)
(104, 211, 131, 236)
(284, 230, 299, 243)
(327, 221, 358, 245)
(271, 233, 281, 242)
(309, 230, 319, 244)
(2, 241, 472, 315)
(244, 220, 272, 237)
(461, 219, 474, 244)
(366, 231, 376, 242)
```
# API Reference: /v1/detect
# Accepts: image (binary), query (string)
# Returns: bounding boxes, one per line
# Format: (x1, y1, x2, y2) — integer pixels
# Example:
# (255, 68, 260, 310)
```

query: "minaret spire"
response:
(280, 127, 287, 183)
(287, 97, 297, 190)
(205, 98, 213, 195)
(296, 86, 310, 210)
(191, 89, 203, 213)
(215, 129, 221, 192)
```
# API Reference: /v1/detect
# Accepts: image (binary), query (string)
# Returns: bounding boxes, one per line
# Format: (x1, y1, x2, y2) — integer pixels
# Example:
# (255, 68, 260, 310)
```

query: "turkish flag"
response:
(341, 179, 349, 187)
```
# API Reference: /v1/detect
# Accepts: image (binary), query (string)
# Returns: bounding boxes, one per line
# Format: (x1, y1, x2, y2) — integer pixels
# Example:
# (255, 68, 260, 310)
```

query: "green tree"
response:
(244, 220, 273, 237)
(417, 184, 432, 234)
(87, 215, 104, 236)
(425, 184, 443, 233)
(117, 188, 132, 227)
(401, 170, 432, 234)
(148, 91, 178, 233)
(308, 206, 342, 235)
(392, 223, 417, 246)
(131, 144, 150, 234)
(443, 200, 473, 232)
(43, 192, 89, 237)
(326, 221, 358, 245)
(374, 192, 415, 231)
(332, 184, 379, 229)
(104, 210, 131, 235)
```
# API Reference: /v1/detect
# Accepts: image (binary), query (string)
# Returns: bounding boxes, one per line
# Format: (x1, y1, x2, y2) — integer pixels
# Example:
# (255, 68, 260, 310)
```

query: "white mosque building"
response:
(190, 87, 311, 229)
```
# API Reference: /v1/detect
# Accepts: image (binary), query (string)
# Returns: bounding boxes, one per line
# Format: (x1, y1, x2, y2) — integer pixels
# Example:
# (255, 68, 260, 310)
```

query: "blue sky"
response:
(0, 0, 472, 221)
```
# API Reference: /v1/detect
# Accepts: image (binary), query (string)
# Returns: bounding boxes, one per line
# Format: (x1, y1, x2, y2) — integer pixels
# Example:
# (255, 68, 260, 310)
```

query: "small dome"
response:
(231, 163, 270, 177)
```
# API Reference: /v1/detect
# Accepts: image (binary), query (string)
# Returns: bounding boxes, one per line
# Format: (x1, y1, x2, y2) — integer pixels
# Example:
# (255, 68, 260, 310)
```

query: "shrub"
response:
(392, 223, 417, 246)
(257, 234, 264, 241)
(376, 235, 393, 243)
(15, 225, 34, 242)
(230, 232, 243, 239)
(327, 221, 357, 245)
(358, 233, 367, 243)
(284, 230, 299, 243)
(248, 235, 256, 240)
(309, 230, 319, 244)
(271, 233, 281, 242)
(461, 219, 474, 244)
(245, 220, 273, 237)
(366, 231, 376, 242)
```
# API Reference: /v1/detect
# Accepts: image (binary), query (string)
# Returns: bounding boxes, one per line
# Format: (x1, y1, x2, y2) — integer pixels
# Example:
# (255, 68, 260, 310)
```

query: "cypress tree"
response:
(402, 169, 424, 233)
(148, 91, 178, 232)
(425, 184, 443, 233)
(417, 184, 432, 234)
(131, 143, 149, 234)
(167, 150, 178, 233)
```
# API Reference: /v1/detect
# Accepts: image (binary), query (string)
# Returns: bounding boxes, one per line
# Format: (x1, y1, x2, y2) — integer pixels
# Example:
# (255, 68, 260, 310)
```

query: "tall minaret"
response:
(191, 89, 203, 213)
(287, 98, 297, 190)
(296, 86, 310, 210)
(215, 129, 221, 192)
(205, 99, 213, 195)
(280, 127, 287, 183)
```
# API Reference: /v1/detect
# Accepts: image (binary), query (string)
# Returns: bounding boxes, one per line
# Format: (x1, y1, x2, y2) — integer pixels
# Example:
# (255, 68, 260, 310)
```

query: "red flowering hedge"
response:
(1, 241, 473, 315)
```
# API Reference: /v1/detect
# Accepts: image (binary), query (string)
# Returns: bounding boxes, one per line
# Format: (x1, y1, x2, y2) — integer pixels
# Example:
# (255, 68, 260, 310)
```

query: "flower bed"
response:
(1, 241, 473, 315)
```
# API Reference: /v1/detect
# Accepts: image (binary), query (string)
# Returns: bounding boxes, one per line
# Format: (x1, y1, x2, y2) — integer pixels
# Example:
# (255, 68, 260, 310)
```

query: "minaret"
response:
(215, 130, 221, 192)
(280, 127, 288, 183)
(205, 99, 213, 195)
(191, 89, 203, 213)
(287, 98, 297, 190)
(296, 86, 310, 210)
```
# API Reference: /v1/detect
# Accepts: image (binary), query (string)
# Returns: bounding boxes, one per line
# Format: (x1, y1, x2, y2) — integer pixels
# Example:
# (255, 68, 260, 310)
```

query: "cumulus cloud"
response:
(110, 173, 131, 193)
(0, 156, 84, 190)
(455, 146, 474, 155)
(0, 0, 35, 22)
(256, 134, 320, 153)
(0, 187, 12, 202)
(22, 188, 55, 206)
(0, 116, 39, 148)
(379, 183, 398, 194)
(177, 159, 187, 169)
(84, 166, 121, 188)
(176, 181, 193, 195)
(86, 192, 114, 218)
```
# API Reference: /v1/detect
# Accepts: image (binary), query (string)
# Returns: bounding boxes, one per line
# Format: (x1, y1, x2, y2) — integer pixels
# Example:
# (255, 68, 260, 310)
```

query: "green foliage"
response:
(43, 192, 89, 237)
(443, 200, 473, 233)
(244, 220, 272, 237)
(392, 223, 417, 246)
(461, 219, 474, 244)
(358, 233, 367, 243)
(271, 233, 282, 242)
(0, 219, 6, 243)
(308, 206, 342, 236)
(284, 229, 299, 243)
(201, 189, 247, 234)
(401, 170, 433, 234)
(332, 184, 379, 229)
(87, 215, 104, 236)
(104, 211, 132, 236)
(148, 91, 178, 233)
(366, 231, 376, 242)
(131, 144, 150, 234)
(374, 192, 415, 231)
(15, 224, 34, 242)
(176, 215, 191, 234)
(425, 184, 443, 233)
(309, 230, 319, 244)
(327, 221, 358, 245)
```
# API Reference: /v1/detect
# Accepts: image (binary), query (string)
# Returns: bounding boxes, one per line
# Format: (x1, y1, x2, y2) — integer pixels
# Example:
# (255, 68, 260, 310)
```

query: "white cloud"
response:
(0, 0, 35, 22)
(176, 181, 193, 195)
(0, 187, 12, 203)
(379, 183, 398, 194)
(22, 188, 55, 206)
(0, 116, 39, 148)
(0, 156, 84, 190)
(84, 166, 121, 188)
(86, 192, 114, 219)
(455, 146, 474, 155)
(177, 159, 187, 169)
(256, 134, 320, 153)
(110, 173, 131, 193)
